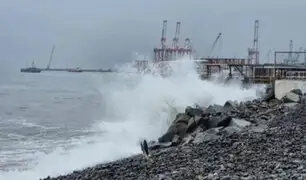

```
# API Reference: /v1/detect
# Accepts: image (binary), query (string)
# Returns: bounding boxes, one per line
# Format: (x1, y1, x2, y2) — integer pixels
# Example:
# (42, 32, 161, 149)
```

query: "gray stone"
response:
(208, 116, 232, 128)
(175, 122, 188, 138)
(193, 130, 220, 144)
(158, 113, 189, 143)
(262, 90, 274, 102)
(291, 88, 303, 96)
(282, 92, 300, 103)
(181, 135, 193, 146)
(300, 95, 306, 104)
(205, 127, 222, 134)
(194, 115, 204, 125)
(196, 175, 205, 180)
(221, 175, 232, 180)
(283, 103, 298, 109)
(158, 174, 173, 180)
(158, 125, 176, 143)
(187, 116, 196, 133)
(205, 104, 225, 115)
(171, 135, 181, 145)
(249, 124, 267, 133)
(224, 100, 238, 110)
(173, 113, 190, 124)
(223, 126, 242, 134)
(229, 118, 251, 128)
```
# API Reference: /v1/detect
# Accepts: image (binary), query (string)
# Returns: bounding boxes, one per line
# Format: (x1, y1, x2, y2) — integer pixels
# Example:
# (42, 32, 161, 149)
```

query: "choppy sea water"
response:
(0, 60, 262, 180)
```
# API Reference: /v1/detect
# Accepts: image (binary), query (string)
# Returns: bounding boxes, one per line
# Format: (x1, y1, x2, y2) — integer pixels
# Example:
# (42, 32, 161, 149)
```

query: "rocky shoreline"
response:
(41, 86, 306, 180)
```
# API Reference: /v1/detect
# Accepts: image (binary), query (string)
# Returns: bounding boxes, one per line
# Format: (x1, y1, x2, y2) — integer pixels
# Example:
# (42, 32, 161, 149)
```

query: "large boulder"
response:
(173, 113, 190, 124)
(229, 118, 251, 128)
(193, 127, 221, 144)
(186, 105, 205, 116)
(222, 118, 251, 134)
(290, 88, 302, 96)
(281, 92, 300, 103)
(158, 112, 191, 143)
(207, 116, 232, 129)
(224, 100, 238, 110)
(158, 125, 177, 143)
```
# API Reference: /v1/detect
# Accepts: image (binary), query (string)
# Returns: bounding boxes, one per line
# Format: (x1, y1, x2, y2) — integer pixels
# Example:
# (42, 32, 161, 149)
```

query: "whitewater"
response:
(0, 59, 262, 180)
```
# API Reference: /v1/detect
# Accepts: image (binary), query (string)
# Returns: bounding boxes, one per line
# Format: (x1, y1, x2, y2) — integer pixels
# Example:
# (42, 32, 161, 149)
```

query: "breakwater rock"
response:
(42, 88, 306, 180)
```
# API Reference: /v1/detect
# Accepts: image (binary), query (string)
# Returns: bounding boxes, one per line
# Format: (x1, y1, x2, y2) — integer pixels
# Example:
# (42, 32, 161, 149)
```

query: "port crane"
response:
(283, 40, 303, 64)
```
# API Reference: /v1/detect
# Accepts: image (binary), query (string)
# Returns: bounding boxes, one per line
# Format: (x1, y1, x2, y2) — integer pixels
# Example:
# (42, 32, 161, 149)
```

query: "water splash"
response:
(0, 58, 260, 180)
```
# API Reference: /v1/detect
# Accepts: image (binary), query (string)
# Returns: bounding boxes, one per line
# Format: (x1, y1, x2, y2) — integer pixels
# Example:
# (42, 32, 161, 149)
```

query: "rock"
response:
(300, 95, 306, 104)
(262, 89, 274, 102)
(185, 106, 194, 116)
(41, 91, 306, 180)
(249, 124, 267, 133)
(158, 113, 190, 142)
(171, 135, 181, 146)
(158, 174, 173, 180)
(158, 125, 176, 143)
(181, 135, 193, 145)
(194, 115, 205, 125)
(199, 117, 210, 131)
(196, 175, 205, 180)
(173, 113, 191, 124)
(290, 88, 303, 96)
(265, 84, 273, 93)
(204, 104, 225, 115)
(148, 141, 171, 150)
(176, 123, 188, 138)
(229, 118, 251, 128)
(159, 142, 173, 147)
(193, 128, 220, 144)
(224, 100, 237, 110)
(158, 122, 187, 143)
(187, 116, 197, 133)
(222, 126, 242, 134)
(220, 175, 231, 180)
(208, 116, 232, 129)
(283, 103, 298, 109)
(281, 92, 300, 103)
(186, 105, 205, 116)
(205, 127, 222, 134)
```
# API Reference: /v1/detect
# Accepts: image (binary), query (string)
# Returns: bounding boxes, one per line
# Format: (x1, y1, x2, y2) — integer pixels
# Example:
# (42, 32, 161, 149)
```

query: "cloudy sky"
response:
(0, 0, 305, 69)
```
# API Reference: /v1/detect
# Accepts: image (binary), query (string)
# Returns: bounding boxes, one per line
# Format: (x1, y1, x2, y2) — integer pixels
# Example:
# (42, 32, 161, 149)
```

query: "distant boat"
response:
(20, 61, 41, 73)
(68, 67, 82, 72)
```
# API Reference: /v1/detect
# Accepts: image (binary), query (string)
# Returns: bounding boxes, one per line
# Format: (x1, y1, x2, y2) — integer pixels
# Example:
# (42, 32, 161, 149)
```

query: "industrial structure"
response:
(248, 20, 260, 64)
(153, 20, 193, 63)
(133, 19, 306, 84)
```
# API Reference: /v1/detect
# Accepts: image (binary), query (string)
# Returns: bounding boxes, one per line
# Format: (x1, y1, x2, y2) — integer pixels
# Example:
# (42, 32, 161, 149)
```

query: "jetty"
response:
(20, 45, 114, 73)
(133, 20, 306, 84)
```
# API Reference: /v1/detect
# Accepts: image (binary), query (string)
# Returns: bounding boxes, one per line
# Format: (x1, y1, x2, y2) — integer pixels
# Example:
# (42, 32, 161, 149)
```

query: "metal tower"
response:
(248, 20, 259, 64)
(172, 21, 181, 60)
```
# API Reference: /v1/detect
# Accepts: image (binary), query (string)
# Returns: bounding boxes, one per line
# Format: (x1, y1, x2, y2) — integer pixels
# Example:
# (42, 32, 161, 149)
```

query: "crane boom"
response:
(46, 45, 55, 70)
(161, 20, 168, 48)
(172, 21, 181, 49)
(209, 33, 222, 56)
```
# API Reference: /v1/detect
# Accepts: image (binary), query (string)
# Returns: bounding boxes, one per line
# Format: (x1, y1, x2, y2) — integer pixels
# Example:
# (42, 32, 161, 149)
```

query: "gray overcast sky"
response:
(0, 0, 306, 69)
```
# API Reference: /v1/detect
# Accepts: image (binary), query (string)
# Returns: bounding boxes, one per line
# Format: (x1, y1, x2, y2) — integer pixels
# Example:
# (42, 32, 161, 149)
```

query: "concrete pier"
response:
(274, 80, 306, 99)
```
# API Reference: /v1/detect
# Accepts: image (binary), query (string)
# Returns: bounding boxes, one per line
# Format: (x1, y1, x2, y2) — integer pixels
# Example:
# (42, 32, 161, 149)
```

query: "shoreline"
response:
(41, 87, 306, 180)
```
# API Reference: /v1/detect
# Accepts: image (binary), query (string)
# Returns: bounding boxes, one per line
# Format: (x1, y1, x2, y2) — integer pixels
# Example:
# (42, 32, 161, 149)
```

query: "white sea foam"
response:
(0, 58, 261, 180)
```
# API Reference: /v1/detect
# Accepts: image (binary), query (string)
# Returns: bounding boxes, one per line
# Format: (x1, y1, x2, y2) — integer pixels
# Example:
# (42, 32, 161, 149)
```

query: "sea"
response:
(0, 60, 262, 180)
